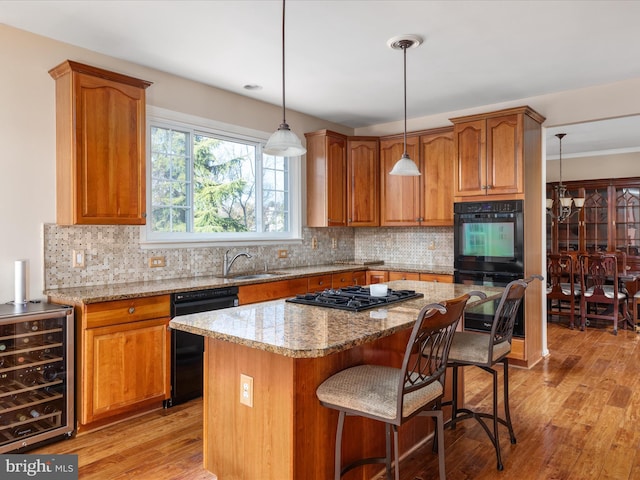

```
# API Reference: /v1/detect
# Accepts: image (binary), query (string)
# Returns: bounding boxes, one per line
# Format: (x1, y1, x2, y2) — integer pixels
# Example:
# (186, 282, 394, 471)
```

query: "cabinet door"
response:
(305, 131, 347, 227)
(454, 120, 486, 197)
(347, 138, 379, 226)
(380, 136, 421, 225)
(485, 114, 523, 195)
(420, 129, 454, 225)
(83, 317, 170, 424)
(583, 188, 610, 252)
(614, 185, 640, 270)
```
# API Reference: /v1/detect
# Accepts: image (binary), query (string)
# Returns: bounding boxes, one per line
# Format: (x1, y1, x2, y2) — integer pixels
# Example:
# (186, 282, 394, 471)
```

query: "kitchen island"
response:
(170, 280, 503, 480)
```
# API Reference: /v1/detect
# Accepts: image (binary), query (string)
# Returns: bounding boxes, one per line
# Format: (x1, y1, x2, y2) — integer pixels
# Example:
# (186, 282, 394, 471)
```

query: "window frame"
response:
(142, 106, 302, 247)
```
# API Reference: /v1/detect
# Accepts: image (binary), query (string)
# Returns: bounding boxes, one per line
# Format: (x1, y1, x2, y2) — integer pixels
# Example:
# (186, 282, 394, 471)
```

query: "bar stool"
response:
(316, 294, 472, 480)
(445, 275, 541, 471)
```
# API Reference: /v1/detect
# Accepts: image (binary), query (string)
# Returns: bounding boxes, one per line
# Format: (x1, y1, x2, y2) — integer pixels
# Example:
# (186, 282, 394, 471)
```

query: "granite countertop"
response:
(44, 263, 454, 304)
(169, 280, 503, 359)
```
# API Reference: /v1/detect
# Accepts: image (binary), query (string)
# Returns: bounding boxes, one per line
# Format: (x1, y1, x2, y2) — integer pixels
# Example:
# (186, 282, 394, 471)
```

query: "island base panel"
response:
(203, 329, 453, 480)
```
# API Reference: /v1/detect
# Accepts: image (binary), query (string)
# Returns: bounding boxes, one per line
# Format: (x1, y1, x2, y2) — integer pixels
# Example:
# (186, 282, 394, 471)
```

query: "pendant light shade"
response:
(389, 152, 421, 176)
(388, 34, 422, 176)
(264, 122, 306, 157)
(263, 0, 306, 157)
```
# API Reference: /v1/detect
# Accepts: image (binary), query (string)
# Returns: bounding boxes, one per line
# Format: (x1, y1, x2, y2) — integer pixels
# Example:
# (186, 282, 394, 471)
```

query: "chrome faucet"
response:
(223, 250, 252, 277)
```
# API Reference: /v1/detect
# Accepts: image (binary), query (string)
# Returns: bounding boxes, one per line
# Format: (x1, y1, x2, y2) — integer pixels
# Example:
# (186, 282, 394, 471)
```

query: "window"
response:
(145, 108, 301, 245)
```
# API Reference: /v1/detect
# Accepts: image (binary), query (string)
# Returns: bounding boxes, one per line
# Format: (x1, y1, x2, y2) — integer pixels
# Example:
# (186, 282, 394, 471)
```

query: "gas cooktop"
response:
(285, 286, 424, 312)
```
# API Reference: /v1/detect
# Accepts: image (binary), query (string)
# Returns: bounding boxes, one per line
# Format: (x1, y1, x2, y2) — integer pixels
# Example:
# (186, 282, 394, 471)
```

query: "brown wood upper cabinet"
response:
(380, 127, 454, 226)
(451, 106, 545, 200)
(347, 136, 380, 226)
(49, 60, 152, 225)
(306, 130, 379, 227)
(305, 130, 347, 227)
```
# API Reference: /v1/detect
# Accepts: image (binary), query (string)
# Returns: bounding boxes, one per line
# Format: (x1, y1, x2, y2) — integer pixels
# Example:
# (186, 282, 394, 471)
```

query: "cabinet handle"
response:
(128, 307, 135, 314)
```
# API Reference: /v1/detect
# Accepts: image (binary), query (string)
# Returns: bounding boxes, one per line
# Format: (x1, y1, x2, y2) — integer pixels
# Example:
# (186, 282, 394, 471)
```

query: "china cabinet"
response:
(548, 177, 640, 271)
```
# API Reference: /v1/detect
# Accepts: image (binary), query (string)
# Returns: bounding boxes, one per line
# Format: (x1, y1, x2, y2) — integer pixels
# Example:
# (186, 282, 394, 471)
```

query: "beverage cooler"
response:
(0, 302, 74, 453)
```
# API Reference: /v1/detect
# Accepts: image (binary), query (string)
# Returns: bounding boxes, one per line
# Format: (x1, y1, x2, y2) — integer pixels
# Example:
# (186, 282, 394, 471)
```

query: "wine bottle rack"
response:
(0, 304, 74, 452)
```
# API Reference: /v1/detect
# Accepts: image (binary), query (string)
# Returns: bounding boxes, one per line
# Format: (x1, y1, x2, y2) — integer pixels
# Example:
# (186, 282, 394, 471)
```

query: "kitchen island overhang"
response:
(169, 280, 504, 480)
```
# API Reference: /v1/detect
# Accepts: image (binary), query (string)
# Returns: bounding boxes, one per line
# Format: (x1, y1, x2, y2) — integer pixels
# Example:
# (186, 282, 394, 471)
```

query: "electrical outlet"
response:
(331, 238, 337, 249)
(428, 240, 436, 250)
(72, 250, 85, 268)
(240, 374, 253, 407)
(148, 256, 166, 268)
(311, 236, 318, 249)
(278, 249, 288, 258)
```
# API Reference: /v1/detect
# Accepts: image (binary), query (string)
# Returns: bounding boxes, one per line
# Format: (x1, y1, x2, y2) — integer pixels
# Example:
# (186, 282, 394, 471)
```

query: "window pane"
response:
(147, 114, 298, 242)
(193, 134, 256, 233)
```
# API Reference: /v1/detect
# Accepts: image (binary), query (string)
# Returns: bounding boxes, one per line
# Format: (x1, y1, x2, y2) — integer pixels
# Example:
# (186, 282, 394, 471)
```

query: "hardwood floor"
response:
(33, 321, 640, 479)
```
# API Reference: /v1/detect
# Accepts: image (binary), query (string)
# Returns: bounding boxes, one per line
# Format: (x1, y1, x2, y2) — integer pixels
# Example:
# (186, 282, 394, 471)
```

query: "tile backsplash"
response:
(43, 224, 453, 289)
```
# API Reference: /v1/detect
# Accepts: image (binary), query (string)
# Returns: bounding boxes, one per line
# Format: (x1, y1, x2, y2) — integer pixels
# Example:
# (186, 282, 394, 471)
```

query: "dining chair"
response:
(444, 275, 542, 471)
(547, 253, 581, 328)
(579, 253, 629, 335)
(316, 294, 472, 480)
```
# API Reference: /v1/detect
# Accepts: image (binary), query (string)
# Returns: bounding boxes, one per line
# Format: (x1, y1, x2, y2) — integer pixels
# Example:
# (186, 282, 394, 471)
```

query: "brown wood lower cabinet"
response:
(48, 294, 171, 431)
(83, 317, 170, 426)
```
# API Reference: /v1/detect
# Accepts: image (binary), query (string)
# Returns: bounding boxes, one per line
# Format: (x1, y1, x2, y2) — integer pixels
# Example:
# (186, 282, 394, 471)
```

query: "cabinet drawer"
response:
(388, 271, 420, 281)
(238, 278, 308, 305)
(85, 295, 171, 329)
(308, 274, 332, 292)
(331, 271, 366, 288)
(419, 273, 453, 283)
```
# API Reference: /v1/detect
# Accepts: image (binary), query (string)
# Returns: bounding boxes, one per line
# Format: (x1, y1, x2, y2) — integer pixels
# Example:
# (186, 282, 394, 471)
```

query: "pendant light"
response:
(388, 34, 422, 176)
(263, 0, 306, 157)
(546, 133, 584, 222)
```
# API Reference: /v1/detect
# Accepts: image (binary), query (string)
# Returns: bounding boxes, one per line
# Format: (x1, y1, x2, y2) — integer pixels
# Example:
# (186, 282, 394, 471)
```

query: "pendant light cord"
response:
(403, 44, 408, 157)
(280, 0, 287, 126)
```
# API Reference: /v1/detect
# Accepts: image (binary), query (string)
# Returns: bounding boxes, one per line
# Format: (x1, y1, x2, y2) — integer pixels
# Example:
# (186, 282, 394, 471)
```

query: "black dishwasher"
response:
(166, 286, 239, 407)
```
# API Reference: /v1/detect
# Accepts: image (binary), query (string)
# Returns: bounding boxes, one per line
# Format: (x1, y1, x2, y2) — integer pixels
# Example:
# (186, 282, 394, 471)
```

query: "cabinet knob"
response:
(128, 307, 135, 314)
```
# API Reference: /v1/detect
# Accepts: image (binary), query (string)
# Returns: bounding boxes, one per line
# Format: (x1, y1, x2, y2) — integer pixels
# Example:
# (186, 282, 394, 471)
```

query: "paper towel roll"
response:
(14, 259, 27, 304)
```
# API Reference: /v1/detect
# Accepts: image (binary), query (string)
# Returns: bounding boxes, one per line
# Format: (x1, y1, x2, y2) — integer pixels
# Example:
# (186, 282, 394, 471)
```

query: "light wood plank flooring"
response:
(33, 321, 640, 479)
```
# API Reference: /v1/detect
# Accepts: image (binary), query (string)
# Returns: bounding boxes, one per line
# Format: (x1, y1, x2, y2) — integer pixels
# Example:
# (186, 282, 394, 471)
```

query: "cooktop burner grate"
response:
(285, 286, 424, 312)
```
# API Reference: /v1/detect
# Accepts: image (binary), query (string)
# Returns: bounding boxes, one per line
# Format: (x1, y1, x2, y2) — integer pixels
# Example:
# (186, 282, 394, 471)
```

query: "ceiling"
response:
(2, 0, 640, 157)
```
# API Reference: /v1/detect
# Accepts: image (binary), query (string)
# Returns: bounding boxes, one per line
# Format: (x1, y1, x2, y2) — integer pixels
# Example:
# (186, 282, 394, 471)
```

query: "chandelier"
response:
(546, 133, 584, 222)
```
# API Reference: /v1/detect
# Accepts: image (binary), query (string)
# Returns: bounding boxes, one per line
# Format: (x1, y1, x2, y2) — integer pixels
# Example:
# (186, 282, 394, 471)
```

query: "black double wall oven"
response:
(453, 200, 526, 337)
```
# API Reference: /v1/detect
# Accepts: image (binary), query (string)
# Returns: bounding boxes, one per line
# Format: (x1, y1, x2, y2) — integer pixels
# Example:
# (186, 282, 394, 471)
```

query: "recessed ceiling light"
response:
(243, 84, 263, 91)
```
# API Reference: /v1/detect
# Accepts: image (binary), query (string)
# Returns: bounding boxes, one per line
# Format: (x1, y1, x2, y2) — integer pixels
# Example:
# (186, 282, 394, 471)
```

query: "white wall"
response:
(546, 151, 640, 182)
(2, 23, 640, 302)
